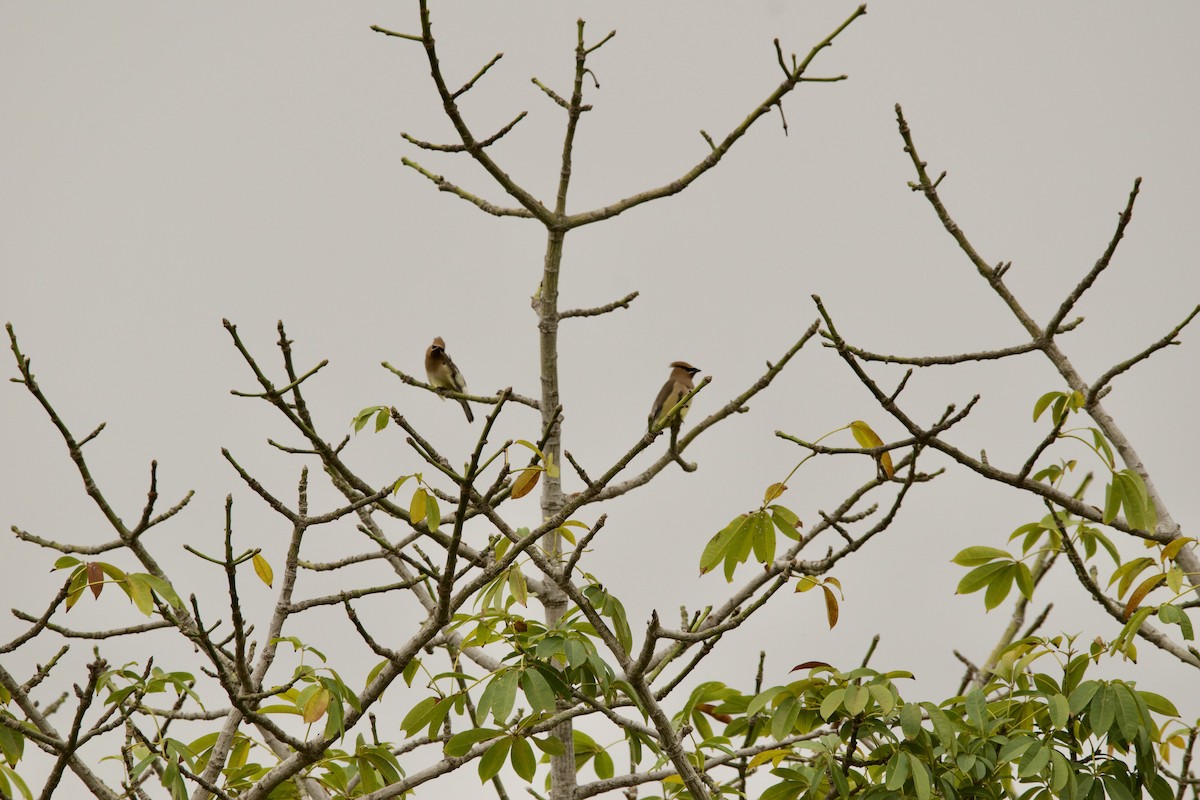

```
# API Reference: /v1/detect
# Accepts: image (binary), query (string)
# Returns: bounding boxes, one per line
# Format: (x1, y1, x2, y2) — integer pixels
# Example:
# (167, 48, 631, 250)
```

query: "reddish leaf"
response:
(87, 562, 105, 599)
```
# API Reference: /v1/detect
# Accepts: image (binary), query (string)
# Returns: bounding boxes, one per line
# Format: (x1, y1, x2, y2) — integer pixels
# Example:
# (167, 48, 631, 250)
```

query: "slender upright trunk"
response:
(538, 228, 575, 800)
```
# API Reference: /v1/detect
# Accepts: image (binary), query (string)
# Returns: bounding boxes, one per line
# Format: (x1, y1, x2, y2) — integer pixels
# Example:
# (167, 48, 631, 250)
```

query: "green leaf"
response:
(1117, 469, 1157, 532)
(1047, 693, 1070, 728)
(1111, 682, 1140, 742)
(1089, 685, 1115, 738)
(1104, 478, 1122, 524)
(951, 546, 1012, 566)
(1050, 749, 1071, 793)
(770, 505, 803, 541)
(487, 670, 519, 724)
(906, 752, 930, 800)
(1014, 562, 1034, 600)
(998, 736, 1036, 763)
(868, 684, 894, 715)
(699, 515, 752, 577)
(478, 738, 511, 782)
(1109, 556, 1156, 598)
(885, 751, 909, 791)
(965, 688, 987, 732)
(956, 561, 1010, 595)
(1091, 428, 1115, 468)
(1017, 743, 1049, 778)
(445, 729, 502, 758)
(1137, 689, 1179, 717)
(594, 750, 614, 780)
(819, 689, 845, 721)
(899, 703, 922, 740)
(400, 697, 439, 737)
(425, 493, 441, 534)
(507, 568, 528, 607)
(510, 736, 536, 781)
(752, 511, 776, 564)
(983, 564, 1015, 610)
(137, 574, 184, 609)
(1033, 391, 1062, 422)
(521, 667, 556, 715)
(512, 439, 545, 460)
(844, 685, 868, 716)
(533, 735, 565, 756)
(125, 573, 155, 616)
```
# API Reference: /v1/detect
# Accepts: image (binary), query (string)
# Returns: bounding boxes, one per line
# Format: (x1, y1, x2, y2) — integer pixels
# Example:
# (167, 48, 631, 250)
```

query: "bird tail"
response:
(459, 398, 474, 423)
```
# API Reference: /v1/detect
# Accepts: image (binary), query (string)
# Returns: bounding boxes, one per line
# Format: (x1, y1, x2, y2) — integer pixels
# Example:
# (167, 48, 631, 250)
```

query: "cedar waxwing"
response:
(648, 361, 701, 431)
(425, 337, 474, 422)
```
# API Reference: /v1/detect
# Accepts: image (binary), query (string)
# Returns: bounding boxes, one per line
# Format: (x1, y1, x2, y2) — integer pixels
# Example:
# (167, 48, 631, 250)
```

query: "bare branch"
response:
(558, 290, 639, 320)
(402, 111, 527, 152)
(400, 157, 536, 218)
(563, 6, 866, 229)
(383, 361, 540, 410)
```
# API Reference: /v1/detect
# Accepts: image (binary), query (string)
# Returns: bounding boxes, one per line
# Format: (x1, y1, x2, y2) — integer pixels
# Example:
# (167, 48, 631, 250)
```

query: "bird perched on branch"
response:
(425, 337, 473, 422)
(648, 361, 701, 431)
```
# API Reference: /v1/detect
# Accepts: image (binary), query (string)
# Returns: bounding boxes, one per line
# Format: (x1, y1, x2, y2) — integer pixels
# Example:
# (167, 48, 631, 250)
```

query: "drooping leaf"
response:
(821, 585, 839, 629)
(478, 738, 512, 782)
(86, 562, 105, 599)
(1123, 572, 1166, 620)
(252, 553, 273, 588)
(849, 420, 894, 479)
(410, 488, 428, 524)
(510, 736, 536, 781)
(511, 468, 541, 500)
(425, 493, 441, 533)
(751, 511, 776, 564)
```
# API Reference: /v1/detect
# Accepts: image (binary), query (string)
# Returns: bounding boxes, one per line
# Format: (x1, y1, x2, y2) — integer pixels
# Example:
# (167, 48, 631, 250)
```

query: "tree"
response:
(2, 3, 1198, 800)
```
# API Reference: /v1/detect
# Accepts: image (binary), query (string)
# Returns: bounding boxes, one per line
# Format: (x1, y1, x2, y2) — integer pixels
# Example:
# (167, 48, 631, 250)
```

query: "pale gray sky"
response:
(2, 3, 1198, 796)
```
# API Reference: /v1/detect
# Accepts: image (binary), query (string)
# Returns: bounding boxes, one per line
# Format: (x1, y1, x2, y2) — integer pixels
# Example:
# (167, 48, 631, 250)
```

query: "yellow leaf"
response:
(512, 469, 541, 499)
(795, 576, 818, 593)
(1162, 537, 1195, 562)
(252, 553, 274, 588)
(410, 488, 428, 524)
(748, 748, 791, 769)
(303, 687, 331, 724)
(849, 420, 894, 479)
(763, 483, 787, 505)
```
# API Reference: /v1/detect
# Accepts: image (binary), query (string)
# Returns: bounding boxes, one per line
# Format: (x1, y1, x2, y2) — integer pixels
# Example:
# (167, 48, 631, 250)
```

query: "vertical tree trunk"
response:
(538, 229, 576, 800)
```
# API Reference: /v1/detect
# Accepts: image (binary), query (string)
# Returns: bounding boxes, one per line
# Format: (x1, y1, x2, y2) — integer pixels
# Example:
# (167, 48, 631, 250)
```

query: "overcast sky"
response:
(3, 3, 1198, 796)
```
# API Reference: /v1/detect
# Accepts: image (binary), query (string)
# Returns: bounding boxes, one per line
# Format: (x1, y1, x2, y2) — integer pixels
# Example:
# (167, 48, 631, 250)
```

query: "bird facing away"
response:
(425, 336, 474, 422)
(648, 361, 701, 431)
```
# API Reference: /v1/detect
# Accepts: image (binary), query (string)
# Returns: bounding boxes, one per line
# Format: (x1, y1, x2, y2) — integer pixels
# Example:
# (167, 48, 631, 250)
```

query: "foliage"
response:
(2, 3, 1198, 800)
